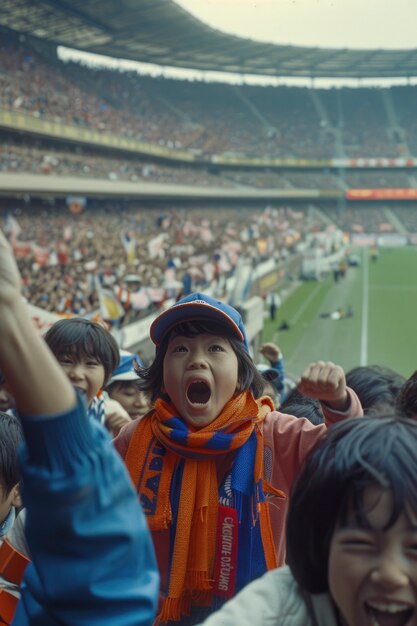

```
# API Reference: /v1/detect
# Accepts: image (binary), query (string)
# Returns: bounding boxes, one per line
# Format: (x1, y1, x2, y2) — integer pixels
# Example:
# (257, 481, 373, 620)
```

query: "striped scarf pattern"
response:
(87, 395, 106, 425)
(124, 390, 284, 622)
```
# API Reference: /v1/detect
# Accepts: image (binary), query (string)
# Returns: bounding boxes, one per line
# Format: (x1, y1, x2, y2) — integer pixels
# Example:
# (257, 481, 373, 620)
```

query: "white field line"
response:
(360, 248, 369, 366)
(290, 282, 323, 326)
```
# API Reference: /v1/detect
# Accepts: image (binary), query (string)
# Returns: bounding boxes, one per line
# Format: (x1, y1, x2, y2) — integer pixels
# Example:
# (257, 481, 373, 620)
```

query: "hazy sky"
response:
(175, 0, 417, 50)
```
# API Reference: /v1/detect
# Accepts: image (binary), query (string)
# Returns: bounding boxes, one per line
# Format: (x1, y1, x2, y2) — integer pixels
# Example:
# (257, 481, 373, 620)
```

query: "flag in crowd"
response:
(120, 230, 137, 264)
(94, 276, 125, 322)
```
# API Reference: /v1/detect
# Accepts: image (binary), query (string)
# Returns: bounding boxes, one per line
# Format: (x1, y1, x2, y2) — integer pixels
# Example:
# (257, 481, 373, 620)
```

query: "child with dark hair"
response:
(43, 317, 120, 409)
(115, 293, 362, 623)
(346, 364, 405, 415)
(43, 317, 132, 436)
(279, 387, 324, 425)
(201, 414, 417, 626)
(0, 228, 158, 625)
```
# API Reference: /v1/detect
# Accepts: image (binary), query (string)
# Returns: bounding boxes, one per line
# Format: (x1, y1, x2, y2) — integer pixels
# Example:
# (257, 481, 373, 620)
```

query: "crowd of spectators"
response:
(2, 33, 417, 161)
(2, 31, 417, 331)
(0, 136, 343, 189)
(318, 204, 417, 234)
(5, 193, 417, 328)
(388, 204, 417, 232)
(391, 86, 417, 156)
(0, 137, 236, 188)
(344, 170, 415, 188)
(319, 88, 401, 158)
(216, 168, 340, 189)
(2, 27, 417, 625)
(5, 135, 416, 192)
(0, 200, 320, 325)
(319, 205, 389, 233)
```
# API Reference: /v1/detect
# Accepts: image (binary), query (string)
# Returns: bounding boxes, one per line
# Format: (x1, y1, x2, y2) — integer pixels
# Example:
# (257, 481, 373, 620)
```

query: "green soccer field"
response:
(261, 247, 417, 379)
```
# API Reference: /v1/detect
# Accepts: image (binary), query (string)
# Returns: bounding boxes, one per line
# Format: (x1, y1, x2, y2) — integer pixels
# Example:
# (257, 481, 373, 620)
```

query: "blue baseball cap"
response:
(106, 350, 143, 386)
(150, 292, 248, 350)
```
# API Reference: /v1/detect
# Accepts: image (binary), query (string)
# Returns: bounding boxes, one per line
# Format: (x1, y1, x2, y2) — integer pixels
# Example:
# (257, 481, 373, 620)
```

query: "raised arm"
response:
(0, 230, 75, 416)
(0, 230, 158, 625)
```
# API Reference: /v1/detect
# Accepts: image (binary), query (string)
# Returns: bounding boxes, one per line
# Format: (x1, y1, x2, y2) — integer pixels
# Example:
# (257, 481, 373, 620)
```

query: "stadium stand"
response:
(2, 33, 417, 161)
(1, 11, 417, 340)
(0, 200, 322, 326)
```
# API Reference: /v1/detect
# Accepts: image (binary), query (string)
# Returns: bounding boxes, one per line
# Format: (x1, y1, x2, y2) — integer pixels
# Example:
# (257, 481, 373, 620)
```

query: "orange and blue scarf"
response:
(124, 390, 285, 622)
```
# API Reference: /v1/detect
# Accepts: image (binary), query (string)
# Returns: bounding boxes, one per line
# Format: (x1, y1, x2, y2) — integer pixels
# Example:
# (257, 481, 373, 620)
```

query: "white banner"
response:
(27, 303, 62, 334)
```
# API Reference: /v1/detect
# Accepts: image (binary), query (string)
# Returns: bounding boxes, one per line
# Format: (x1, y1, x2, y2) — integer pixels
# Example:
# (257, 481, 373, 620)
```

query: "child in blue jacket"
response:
(0, 229, 159, 626)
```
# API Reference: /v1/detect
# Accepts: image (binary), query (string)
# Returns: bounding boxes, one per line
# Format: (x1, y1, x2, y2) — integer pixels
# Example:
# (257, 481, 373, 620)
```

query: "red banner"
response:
(347, 188, 417, 200)
(345, 158, 417, 168)
(213, 506, 238, 598)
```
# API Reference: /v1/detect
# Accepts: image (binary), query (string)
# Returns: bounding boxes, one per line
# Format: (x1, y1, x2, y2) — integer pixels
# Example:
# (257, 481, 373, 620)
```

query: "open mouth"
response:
(186, 380, 211, 405)
(365, 602, 413, 626)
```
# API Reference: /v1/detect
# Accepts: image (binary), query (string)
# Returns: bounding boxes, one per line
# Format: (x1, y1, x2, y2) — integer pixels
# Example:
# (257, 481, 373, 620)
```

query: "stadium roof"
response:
(3, 0, 417, 79)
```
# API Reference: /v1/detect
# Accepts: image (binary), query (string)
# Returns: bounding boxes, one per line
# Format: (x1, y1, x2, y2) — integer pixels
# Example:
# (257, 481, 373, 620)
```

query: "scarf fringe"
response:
(158, 596, 191, 623)
(158, 588, 213, 623)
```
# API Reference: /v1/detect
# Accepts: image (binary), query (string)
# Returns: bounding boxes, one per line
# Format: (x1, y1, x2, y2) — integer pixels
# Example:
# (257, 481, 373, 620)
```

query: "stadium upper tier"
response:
(1, 0, 417, 79)
(2, 35, 417, 165)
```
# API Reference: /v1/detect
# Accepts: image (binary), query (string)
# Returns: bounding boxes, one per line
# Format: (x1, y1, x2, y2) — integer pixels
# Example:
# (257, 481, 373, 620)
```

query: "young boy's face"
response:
(328, 487, 417, 626)
(163, 332, 238, 429)
(108, 383, 149, 420)
(58, 353, 106, 405)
